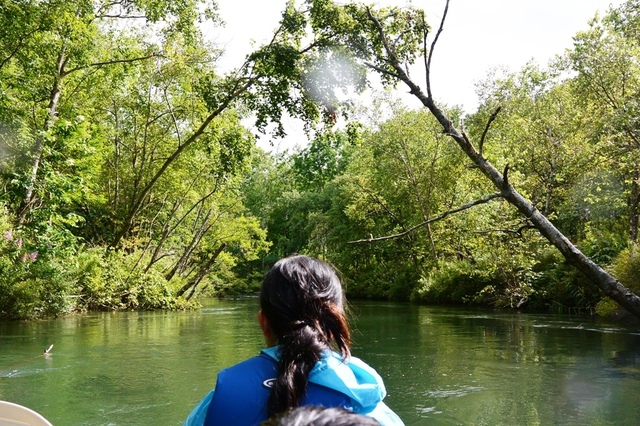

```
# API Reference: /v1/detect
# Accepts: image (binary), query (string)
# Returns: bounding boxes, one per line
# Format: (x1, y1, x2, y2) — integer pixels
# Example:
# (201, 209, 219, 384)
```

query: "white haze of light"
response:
(206, 0, 626, 153)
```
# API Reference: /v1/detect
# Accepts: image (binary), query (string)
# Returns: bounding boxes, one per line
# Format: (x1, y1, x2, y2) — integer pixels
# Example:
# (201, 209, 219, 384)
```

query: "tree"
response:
(0, 0, 278, 316)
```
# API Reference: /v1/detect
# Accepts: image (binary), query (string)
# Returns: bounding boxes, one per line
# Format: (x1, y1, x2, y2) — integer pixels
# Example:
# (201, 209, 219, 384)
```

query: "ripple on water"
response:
(0, 365, 67, 378)
(424, 385, 484, 398)
(532, 323, 633, 335)
(199, 307, 241, 315)
(416, 406, 442, 414)
(0, 369, 20, 378)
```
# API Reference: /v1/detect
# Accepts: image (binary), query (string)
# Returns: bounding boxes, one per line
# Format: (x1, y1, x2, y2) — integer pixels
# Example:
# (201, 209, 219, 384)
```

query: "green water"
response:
(1, 299, 640, 425)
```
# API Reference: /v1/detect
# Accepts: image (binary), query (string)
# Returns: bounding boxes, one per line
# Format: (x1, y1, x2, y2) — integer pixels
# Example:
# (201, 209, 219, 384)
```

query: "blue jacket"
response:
(184, 346, 404, 426)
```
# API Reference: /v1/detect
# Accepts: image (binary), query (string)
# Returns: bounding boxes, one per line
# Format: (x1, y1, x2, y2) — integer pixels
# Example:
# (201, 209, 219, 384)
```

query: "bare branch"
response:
(422, 20, 429, 93)
(426, 0, 450, 98)
(95, 1, 124, 17)
(503, 163, 510, 190)
(94, 1, 147, 20)
(393, 29, 413, 51)
(348, 192, 504, 244)
(366, 5, 463, 144)
(479, 106, 502, 156)
(299, 39, 328, 54)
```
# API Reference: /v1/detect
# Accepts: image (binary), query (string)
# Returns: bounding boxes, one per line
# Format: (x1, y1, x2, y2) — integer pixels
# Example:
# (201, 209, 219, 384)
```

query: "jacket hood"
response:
(260, 346, 386, 411)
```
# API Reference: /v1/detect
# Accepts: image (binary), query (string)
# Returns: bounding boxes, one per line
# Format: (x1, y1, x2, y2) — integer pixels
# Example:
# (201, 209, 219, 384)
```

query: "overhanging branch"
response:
(348, 192, 503, 244)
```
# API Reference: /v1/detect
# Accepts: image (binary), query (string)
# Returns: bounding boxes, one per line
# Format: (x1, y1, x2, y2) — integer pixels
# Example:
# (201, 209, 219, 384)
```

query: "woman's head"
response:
(259, 255, 351, 415)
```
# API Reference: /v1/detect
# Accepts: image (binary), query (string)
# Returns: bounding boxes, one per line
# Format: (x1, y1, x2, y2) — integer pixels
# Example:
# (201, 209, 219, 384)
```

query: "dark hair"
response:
(261, 406, 380, 426)
(260, 255, 351, 416)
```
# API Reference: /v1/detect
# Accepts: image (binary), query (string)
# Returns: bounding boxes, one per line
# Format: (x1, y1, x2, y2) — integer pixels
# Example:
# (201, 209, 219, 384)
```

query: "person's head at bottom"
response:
(259, 254, 351, 416)
(261, 405, 381, 426)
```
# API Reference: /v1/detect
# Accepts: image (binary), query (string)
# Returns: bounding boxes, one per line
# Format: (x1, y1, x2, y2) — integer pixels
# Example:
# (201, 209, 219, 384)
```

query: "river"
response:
(1, 299, 640, 425)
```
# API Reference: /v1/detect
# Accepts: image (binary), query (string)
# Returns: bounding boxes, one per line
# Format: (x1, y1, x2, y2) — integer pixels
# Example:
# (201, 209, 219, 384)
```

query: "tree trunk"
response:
(176, 242, 227, 299)
(165, 207, 213, 281)
(629, 169, 639, 243)
(19, 46, 66, 223)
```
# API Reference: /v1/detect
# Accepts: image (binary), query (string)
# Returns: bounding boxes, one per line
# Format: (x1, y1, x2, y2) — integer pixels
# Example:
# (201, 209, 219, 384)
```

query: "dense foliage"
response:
(0, 0, 269, 318)
(1, 0, 639, 319)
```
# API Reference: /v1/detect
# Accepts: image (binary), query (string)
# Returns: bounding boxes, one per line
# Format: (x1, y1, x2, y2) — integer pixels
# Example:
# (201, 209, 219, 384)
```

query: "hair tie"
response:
(291, 318, 314, 330)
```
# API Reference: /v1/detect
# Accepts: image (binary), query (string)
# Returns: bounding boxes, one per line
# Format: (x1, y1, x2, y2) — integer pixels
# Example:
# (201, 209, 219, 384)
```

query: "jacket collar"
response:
(260, 346, 386, 410)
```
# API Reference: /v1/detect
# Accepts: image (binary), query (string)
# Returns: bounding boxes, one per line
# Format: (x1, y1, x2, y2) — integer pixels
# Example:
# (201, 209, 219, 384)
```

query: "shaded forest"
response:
(1, 0, 639, 319)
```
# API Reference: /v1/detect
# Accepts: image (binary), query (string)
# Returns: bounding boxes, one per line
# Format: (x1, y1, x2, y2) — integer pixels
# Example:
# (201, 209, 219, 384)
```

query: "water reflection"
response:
(351, 303, 640, 426)
(1, 300, 640, 425)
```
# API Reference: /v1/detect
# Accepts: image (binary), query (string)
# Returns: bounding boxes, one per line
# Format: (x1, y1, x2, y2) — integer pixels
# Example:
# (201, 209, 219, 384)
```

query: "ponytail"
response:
(260, 255, 351, 416)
